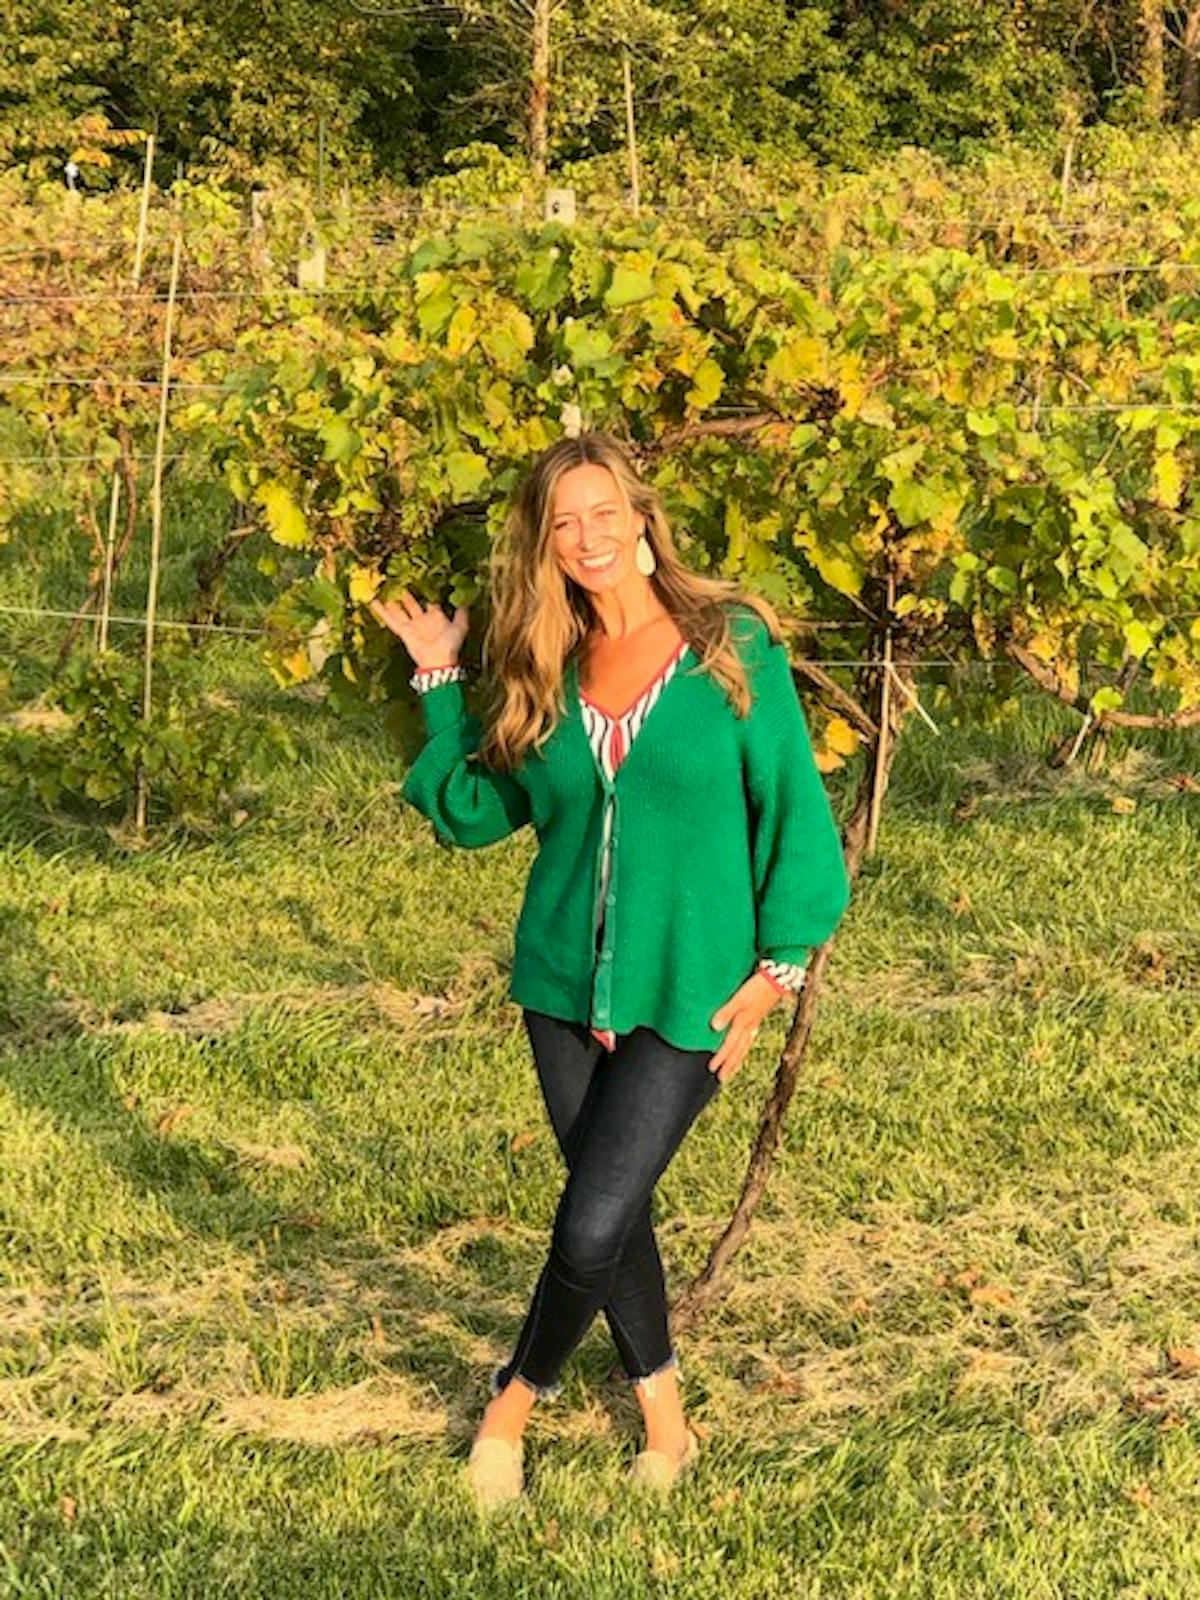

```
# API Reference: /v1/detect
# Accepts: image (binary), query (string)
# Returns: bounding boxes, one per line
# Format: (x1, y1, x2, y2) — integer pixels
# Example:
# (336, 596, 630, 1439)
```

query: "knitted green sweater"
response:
(400, 604, 851, 1051)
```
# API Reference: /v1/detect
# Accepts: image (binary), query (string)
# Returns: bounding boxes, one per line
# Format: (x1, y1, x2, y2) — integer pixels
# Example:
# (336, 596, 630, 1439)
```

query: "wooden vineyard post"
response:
(131, 133, 155, 287)
(96, 134, 154, 657)
(866, 568, 895, 857)
(96, 472, 122, 654)
(671, 642, 916, 1332)
(133, 230, 182, 837)
(623, 47, 640, 220)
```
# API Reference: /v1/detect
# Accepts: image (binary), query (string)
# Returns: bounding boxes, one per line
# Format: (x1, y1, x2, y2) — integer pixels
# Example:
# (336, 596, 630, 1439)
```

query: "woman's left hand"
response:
(709, 972, 785, 1085)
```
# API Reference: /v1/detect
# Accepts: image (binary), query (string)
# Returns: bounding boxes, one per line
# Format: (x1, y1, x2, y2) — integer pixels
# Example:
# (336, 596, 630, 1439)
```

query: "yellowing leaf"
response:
(349, 566, 383, 605)
(479, 305, 534, 371)
(814, 747, 844, 773)
(446, 303, 479, 358)
(319, 416, 360, 463)
(604, 263, 656, 308)
(1152, 451, 1183, 510)
(255, 481, 310, 548)
(824, 716, 859, 757)
(280, 647, 312, 684)
(985, 332, 1021, 361)
(686, 356, 725, 410)
(766, 335, 827, 386)
(857, 393, 895, 428)
(445, 449, 489, 499)
(380, 328, 422, 364)
(809, 547, 864, 597)
(839, 379, 865, 419)
(1123, 618, 1154, 659)
(1026, 631, 1060, 664)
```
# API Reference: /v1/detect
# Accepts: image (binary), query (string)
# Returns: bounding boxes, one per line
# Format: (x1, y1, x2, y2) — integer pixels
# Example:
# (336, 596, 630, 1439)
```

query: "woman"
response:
(370, 430, 850, 1509)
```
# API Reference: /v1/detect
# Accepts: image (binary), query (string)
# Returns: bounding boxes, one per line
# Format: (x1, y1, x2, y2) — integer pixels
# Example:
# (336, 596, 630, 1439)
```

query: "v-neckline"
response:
(576, 634, 689, 721)
(568, 637, 695, 787)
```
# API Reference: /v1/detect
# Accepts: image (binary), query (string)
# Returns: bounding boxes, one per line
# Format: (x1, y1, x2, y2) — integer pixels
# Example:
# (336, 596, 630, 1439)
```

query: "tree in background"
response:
(0, 0, 426, 184)
(7, 0, 1200, 186)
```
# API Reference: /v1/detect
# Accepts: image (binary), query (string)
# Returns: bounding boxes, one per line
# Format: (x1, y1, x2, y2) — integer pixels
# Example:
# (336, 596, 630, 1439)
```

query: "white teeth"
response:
(580, 552, 616, 570)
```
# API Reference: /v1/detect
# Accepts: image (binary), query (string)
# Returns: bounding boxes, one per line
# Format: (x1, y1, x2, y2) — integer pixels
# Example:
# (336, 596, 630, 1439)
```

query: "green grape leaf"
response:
(319, 417, 361, 463)
(445, 449, 489, 499)
(604, 264, 656, 308)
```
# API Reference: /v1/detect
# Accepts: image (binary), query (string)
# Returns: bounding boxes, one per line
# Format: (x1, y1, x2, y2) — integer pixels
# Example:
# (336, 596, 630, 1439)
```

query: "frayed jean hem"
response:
(489, 1364, 563, 1402)
(626, 1351, 681, 1398)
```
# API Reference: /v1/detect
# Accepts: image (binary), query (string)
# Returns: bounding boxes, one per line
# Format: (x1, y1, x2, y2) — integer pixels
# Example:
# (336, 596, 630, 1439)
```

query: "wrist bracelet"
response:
(410, 662, 468, 693)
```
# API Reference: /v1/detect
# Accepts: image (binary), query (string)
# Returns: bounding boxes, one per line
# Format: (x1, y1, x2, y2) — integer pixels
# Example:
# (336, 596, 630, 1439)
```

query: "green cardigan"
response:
(400, 604, 851, 1052)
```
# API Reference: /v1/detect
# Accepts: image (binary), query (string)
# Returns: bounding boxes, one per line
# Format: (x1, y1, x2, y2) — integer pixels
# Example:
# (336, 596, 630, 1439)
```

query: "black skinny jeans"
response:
(490, 1008, 722, 1401)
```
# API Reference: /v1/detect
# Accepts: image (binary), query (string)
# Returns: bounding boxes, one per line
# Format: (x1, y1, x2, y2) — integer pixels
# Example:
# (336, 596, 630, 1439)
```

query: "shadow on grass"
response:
(0, 903, 307, 1253)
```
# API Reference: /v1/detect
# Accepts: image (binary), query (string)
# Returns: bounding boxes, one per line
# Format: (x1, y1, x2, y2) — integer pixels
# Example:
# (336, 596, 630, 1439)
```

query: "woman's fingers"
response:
(367, 592, 471, 682)
(709, 1015, 757, 1080)
(715, 1042, 748, 1084)
(368, 598, 407, 638)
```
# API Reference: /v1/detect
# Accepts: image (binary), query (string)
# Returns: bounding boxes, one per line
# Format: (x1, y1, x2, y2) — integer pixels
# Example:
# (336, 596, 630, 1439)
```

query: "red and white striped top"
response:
(411, 641, 808, 1054)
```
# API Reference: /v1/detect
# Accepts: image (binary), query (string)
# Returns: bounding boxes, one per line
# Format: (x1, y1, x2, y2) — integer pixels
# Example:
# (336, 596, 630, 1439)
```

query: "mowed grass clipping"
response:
(1, 595, 1199, 1594)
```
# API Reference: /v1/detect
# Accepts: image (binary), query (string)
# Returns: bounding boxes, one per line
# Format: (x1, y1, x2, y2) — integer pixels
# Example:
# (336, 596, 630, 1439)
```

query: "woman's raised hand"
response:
(368, 589, 469, 671)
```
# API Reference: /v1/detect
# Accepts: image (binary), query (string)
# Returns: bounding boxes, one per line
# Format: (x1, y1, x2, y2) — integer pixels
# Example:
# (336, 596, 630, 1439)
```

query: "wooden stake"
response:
(96, 470, 121, 654)
(96, 134, 154, 658)
(674, 660, 907, 1328)
(1058, 135, 1074, 221)
(1065, 708, 1093, 766)
(132, 134, 154, 288)
(134, 230, 183, 836)
(529, 0, 550, 182)
(866, 570, 894, 856)
(622, 48, 640, 219)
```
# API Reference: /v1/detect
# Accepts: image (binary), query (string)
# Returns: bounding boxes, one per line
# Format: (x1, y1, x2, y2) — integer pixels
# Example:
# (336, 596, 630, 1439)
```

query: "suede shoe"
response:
(465, 1435, 524, 1512)
(628, 1425, 701, 1494)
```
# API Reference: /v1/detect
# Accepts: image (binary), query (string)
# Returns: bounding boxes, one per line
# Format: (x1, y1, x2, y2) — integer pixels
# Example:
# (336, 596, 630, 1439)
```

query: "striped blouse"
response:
(411, 643, 808, 1051)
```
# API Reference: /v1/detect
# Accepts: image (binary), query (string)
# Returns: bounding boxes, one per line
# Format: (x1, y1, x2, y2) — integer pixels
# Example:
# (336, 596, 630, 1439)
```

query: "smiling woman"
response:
(369, 429, 850, 1508)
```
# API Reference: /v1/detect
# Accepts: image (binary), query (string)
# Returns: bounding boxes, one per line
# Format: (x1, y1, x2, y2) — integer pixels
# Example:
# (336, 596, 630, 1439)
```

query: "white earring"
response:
(635, 532, 656, 576)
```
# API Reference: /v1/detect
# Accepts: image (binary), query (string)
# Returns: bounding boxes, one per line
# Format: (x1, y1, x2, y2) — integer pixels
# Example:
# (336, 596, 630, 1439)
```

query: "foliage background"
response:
(2, 0, 1195, 186)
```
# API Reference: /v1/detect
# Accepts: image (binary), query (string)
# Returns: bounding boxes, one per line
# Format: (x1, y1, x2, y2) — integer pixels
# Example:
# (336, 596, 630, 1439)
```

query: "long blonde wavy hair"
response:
(475, 430, 784, 773)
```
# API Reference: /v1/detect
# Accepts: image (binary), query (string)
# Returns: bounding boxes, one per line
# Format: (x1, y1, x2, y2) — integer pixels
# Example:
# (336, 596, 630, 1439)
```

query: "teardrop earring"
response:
(635, 532, 657, 576)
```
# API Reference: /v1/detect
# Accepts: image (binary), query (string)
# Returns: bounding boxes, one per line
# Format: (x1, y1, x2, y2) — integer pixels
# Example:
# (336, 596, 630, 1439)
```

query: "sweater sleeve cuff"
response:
(757, 955, 809, 993)
(412, 674, 470, 736)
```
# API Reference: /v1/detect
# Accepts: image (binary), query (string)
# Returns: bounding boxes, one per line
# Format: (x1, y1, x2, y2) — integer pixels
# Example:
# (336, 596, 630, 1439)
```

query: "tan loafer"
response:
(628, 1425, 701, 1494)
(465, 1435, 524, 1512)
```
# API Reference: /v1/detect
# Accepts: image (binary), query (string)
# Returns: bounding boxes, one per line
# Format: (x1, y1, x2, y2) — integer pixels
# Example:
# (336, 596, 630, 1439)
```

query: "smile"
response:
(579, 551, 617, 572)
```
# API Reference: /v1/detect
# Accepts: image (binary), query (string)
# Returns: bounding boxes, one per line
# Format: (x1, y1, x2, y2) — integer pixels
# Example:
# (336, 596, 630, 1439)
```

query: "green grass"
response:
(1, 505, 1199, 1595)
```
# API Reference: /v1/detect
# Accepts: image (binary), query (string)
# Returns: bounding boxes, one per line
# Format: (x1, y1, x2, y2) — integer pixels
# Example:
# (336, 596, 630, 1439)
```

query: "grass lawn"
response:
(1, 500, 1199, 1597)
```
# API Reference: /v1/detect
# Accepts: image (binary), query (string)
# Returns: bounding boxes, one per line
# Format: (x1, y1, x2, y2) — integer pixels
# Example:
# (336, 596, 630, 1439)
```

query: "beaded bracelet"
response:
(410, 662, 468, 693)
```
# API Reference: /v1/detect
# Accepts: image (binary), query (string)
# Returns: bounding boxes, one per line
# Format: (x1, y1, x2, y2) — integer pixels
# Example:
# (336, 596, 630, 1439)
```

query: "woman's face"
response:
(549, 462, 644, 595)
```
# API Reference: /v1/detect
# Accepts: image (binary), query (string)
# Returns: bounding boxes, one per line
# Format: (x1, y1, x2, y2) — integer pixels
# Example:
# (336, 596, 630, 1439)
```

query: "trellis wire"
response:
(2, 600, 1198, 635)
(0, 452, 188, 465)
(8, 253, 1200, 311)
(0, 374, 224, 391)
(0, 602, 1176, 671)
(0, 203, 1183, 254)
(4, 370, 1200, 419)
(0, 603, 270, 637)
